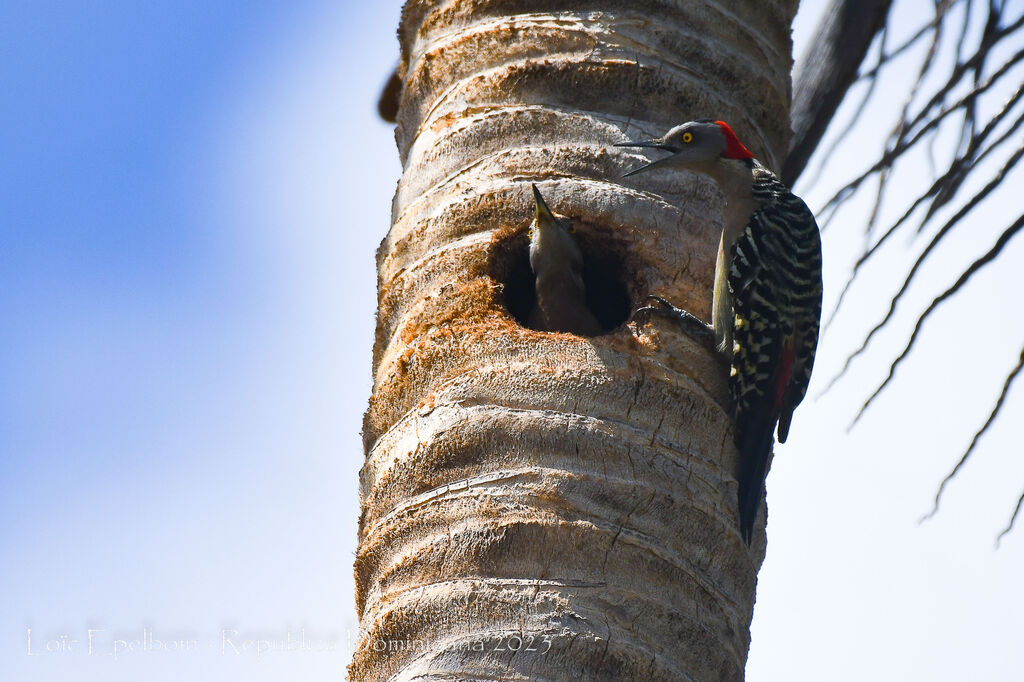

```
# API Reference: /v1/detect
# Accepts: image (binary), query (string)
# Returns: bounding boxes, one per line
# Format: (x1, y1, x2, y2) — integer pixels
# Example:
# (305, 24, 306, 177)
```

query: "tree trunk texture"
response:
(354, 1, 798, 680)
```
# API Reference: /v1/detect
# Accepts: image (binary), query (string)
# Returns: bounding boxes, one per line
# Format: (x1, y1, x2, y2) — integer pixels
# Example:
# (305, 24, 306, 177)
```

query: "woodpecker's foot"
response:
(634, 295, 717, 350)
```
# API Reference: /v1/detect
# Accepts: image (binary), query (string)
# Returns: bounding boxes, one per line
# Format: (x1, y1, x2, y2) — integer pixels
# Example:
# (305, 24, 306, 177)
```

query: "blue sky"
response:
(2, 2, 400, 679)
(2, 1, 1022, 681)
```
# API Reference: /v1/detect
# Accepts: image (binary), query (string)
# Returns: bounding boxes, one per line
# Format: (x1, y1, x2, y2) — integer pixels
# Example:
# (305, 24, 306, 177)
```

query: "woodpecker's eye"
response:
(682, 132, 694, 143)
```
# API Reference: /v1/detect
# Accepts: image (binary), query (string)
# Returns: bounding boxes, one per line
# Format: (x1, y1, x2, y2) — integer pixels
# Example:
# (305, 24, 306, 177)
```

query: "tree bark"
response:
(354, 1, 798, 680)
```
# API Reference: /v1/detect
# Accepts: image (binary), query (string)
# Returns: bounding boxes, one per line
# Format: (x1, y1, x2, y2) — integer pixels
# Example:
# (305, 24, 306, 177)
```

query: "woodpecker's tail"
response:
(736, 414, 776, 545)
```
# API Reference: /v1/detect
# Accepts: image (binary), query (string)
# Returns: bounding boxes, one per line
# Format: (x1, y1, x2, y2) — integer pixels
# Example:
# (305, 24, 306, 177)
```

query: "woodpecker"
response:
(618, 120, 822, 545)
(527, 184, 602, 336)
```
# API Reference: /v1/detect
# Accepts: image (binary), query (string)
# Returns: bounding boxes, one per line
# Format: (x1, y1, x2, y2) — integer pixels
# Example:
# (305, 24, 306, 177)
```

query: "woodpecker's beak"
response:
(532, 184, 556, 223)
(615, 138, 677, 150)
(615, 138, 681, 177)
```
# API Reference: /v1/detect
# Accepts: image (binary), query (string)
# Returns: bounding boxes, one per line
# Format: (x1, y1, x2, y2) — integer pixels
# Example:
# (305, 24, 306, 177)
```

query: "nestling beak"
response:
(615, 139, 681, 177)
(532, 184, 556, 222)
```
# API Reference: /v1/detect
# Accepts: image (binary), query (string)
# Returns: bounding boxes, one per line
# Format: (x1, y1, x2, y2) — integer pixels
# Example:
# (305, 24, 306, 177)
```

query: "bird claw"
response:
(636, 295, 679, 313)
(634, 295, 717, 351)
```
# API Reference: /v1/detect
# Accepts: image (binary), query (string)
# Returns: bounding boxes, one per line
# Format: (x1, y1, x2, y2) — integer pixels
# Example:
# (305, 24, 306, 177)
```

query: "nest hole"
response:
(491, 228, 632, 336)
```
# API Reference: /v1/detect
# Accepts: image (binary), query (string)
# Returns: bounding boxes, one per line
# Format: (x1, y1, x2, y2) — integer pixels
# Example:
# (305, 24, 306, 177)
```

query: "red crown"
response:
(715, 121, 754, 160)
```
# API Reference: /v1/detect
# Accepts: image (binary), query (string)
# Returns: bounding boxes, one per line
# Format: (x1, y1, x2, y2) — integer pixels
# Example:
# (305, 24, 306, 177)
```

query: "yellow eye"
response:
(682, 132, 693, 143)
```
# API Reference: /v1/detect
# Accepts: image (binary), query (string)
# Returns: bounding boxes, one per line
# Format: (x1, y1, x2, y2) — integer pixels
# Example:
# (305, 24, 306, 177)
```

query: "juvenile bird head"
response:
(529, 184, 582, 271)
(616, 119, 754, 176)
(530, 184, 574, 238)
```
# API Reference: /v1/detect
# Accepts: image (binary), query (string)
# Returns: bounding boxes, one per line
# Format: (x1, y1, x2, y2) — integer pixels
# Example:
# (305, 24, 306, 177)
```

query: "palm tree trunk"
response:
(353, 2, 798, 680)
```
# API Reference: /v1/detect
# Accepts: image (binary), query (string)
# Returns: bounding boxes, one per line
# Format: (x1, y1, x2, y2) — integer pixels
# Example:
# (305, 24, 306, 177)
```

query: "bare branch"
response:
(996, 489, 1024, 547)
(819, 100, 1024, 342)
(823, 142, 1024, 393)
(858, 16, 942, 81)
(921, 344, 1024, 522)
(899, 16, 1024, 135)
(785, 0, 893, 184)
(820, 44, 1024, 213)
(805, 0, 1024, 538)
(888, 1, 947, 144)
(953, 0, 975, 66)
(921, 85, 1024, 226)
(850, 213, 1024, 427)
